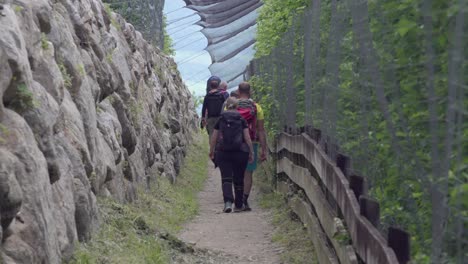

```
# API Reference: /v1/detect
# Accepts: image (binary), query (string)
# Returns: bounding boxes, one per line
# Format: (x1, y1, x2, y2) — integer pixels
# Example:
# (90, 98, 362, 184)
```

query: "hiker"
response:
(201, 76, 229, 136)
(219, 81, 228, 91)
(220, 89, 240, 114)
(236, 82, 268, 211)
(209, 97, 254, 213)
(205, 76, 221, 93)
(230, 90, 239, 98)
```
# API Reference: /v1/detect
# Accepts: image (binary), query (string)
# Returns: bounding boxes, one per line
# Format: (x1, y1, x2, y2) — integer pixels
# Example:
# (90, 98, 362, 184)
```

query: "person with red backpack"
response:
(236, 82, 268, 211)
(209, 97, 254, 213)
(201, 76, 229, 136)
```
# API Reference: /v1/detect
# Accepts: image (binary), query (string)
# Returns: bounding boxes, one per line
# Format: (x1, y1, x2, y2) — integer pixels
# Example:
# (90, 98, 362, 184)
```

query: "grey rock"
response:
(0, 0, 197, 262)
(0, 150, 23, 231)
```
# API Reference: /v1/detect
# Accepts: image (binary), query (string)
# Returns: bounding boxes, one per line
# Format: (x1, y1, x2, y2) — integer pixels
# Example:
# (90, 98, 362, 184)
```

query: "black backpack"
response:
(204, 90, 226, 118)
(217, 112, 244, 152)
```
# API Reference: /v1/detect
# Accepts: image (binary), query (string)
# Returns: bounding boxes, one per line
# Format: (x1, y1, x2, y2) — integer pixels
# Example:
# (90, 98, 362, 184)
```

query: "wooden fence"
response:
(272, 127, 410, 264)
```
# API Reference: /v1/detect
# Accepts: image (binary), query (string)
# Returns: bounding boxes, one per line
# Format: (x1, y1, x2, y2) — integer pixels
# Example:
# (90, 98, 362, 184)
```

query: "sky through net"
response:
(183, 0, 263, 89)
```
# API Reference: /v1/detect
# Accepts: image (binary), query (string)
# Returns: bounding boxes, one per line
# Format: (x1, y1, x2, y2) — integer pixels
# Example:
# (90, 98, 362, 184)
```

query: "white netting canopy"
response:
(183, 0, 262, 88)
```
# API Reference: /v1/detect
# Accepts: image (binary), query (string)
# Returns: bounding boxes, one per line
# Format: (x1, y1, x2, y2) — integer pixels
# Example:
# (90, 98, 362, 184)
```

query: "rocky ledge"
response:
(0, 0, 197, 263)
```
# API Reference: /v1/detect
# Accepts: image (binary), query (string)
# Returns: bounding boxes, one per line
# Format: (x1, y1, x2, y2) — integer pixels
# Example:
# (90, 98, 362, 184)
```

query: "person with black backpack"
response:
(209, 97, 254, 213)
(201, 76, 229, 136)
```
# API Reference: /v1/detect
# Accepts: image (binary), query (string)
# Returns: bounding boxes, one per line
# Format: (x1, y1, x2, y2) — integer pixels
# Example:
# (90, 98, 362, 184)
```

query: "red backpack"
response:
(237, 99, 257, 141)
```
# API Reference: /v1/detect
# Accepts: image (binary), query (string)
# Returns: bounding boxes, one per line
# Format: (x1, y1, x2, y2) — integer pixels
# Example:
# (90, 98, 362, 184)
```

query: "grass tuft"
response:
(9, 83, 36, 113)
(40, 33, 49, 50)
(103, 4, 121, 30)
(68, 133, 208, 263)
(58, 62, 72, 89)
(255, 161, 318, 264)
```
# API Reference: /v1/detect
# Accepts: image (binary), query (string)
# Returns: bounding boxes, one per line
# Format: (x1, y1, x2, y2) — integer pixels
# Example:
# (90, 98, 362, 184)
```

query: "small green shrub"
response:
(13, 5, 23, 13)
(103, 4, 121, 30)
(40, 33, 49, 50)
(77, 64, 85, 77)
(162, 15, 175, 56)
(58, 63, 72, 89)
(9, 83, 35, 113)
(0, 124, 10, 144)
(105, 52, 113, 64)
(129, 101, 143, 126)
(153, 114, 166, 128)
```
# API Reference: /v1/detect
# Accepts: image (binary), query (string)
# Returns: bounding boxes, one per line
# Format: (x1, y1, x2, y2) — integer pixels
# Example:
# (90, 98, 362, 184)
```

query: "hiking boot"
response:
(243, 201, 252, 211)
(233, 205, 244, 213)
(224, 202, 233, 213)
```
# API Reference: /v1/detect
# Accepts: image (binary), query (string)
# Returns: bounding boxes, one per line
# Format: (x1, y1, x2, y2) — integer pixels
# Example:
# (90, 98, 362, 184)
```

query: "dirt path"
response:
(178, 162, 282, 264)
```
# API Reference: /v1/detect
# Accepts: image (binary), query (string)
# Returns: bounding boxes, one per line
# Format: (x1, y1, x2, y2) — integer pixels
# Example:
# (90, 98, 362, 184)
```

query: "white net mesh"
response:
(183, 0, 262, 88)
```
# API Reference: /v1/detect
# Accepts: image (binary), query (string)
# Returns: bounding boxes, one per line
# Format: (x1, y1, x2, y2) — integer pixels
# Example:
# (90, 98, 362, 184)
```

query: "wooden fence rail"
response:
(273, 128, 410, 264)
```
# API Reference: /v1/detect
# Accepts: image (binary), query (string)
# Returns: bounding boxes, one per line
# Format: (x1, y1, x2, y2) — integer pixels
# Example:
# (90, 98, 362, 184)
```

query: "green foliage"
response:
(153, 114, 166, 129)
(253, 0, 467, 261)
(154, 65, 164, 82)
(163, 15, 175, 56)
(40, 33, 49, 50)
(58, 62, 72, 89)
(103, 3, 120, 30)
(69, 134, 209, 263)
(105, 51, 113, 64)
(255, 0, 308, 57)
(13, 5, 23, 13)
(191, 92, 203, 110)
(129, 101, 143, 128)
(0, 124, 9, 144)
(77, 64, 85, 77)
(9, 83, 36, 112)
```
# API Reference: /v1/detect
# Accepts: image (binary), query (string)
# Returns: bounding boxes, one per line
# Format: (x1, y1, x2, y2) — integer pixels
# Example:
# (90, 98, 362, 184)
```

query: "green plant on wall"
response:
(58, 62, 72, 89)
(0, 124, 10, 144)
(104, 3, 121, 30)
(41, 33, 49, 50)
(162, 15, 175, 56)
(9, 83, 36, 113)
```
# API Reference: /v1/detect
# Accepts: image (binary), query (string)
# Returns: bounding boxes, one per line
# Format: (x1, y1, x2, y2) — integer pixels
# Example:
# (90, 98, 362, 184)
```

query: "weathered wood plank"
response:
(289, 196, 339, 264)
(277, 158, 358, 264)
(276, 133, 399, 264)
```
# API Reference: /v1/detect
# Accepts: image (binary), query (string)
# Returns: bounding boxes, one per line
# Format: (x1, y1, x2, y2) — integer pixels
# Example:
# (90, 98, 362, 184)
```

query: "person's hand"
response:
(209, 151, 215, 161)
(248, 151, 254, 163)
(260, 151, 267, 162)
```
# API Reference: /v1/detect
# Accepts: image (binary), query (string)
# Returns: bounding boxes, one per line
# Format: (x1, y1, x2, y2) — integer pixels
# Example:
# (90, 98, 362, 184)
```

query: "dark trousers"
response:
(215, 151, 249, 208)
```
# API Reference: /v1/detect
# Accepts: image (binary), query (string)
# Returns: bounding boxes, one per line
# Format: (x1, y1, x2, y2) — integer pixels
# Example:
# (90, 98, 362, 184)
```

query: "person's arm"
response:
(257, 119, 268, 161)
(243, 128, 254, 163)
(201, 96, 208, 119)
(201, 97, 208, 128)
(209, 129, 219, 160)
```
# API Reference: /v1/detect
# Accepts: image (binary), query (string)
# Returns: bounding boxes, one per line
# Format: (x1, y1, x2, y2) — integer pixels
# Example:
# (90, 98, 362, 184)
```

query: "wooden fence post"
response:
(313, 129, 322, 143)
(359, 196, 380, 228)
(336, 153, 351, 179)
(349, 175, 367, 200)
(388, 227, 410, 264)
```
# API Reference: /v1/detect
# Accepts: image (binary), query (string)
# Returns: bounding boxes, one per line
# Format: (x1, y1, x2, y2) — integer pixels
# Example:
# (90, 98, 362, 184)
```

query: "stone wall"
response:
(0, 0, 197, 263)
